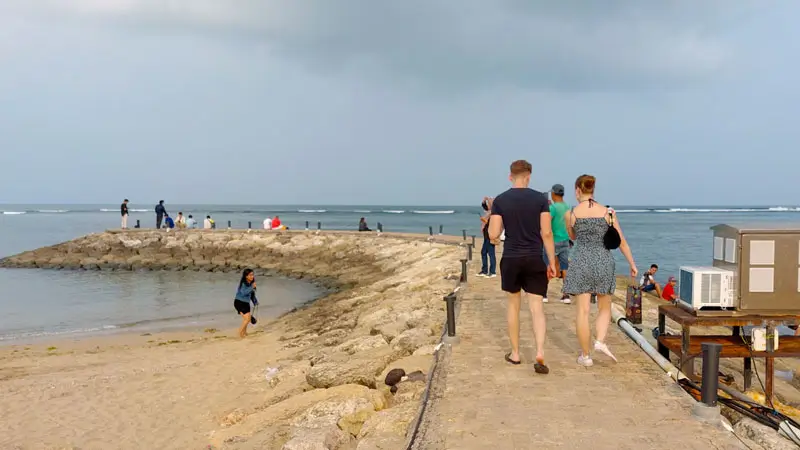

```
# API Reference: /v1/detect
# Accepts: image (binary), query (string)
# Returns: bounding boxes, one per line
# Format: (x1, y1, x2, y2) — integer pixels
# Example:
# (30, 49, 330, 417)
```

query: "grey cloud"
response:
(2, 0, 759, 92)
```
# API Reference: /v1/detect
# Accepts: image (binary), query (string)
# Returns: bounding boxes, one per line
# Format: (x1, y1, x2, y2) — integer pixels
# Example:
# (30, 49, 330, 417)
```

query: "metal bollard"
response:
(317, 221, 322, 230)
(248, 221, 252, 229)
(227, 220, 231, 229)
(467, 243, 473, 261)
(462, 229, 467, 240)
(135, 219, 140, 229)
(377, 222, 383, 233)
(444, 293, 457, 337)
(460, 259, 468, 283)
(305, 221, 309, 230)
(471, 235, 476, 247)
(429, 226, 433, 236)
(439, 225, 443, 235)
(700, 343, 722, 407)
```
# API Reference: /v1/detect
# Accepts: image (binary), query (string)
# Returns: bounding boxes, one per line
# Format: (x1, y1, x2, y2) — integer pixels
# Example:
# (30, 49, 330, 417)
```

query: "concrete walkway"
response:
(420, 268, 746, 449)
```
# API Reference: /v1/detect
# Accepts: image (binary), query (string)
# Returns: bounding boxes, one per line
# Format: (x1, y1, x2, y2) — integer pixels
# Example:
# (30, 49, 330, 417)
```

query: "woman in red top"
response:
(271, 216, 281, 229)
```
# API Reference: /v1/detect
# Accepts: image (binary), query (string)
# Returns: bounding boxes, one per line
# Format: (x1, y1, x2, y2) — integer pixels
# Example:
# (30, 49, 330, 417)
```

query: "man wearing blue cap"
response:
(544, 183, 572, 304)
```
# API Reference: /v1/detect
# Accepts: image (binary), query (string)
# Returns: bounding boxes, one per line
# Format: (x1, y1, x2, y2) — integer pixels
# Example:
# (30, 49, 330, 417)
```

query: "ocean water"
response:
(2, 203, 800, 341)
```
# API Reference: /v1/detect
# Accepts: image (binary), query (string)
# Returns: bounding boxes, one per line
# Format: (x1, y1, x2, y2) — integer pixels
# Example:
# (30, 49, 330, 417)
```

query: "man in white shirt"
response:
(186, 215, 197, 229)
(203, 215, 213, 229)
(264, 217, 273, 230)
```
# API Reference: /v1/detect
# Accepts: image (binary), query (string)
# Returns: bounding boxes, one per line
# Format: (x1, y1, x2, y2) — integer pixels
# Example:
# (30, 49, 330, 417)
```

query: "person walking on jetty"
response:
(120, 199, 129, 229)
(234, 268, 259, 338)
(543, 184, 571, 304)
(477, 196, 496, 277)
(154, 200, 167, 229)
(563, 174, 638, 367)
(488, 160, 557, 374)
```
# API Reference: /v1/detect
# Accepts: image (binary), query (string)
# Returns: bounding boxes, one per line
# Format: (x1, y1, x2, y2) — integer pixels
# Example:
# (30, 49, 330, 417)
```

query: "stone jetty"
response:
(0, 230, 464, 449)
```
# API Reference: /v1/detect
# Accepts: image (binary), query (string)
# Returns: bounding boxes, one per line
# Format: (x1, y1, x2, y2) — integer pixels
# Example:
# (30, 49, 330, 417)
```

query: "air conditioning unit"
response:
(678, 266, 736, 310)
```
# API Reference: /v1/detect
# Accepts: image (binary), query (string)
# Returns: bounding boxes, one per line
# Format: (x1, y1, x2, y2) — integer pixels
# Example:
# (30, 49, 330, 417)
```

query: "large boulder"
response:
(306, 347, 404, 389)
(357, 402, 417, 439)
(282, 426, 354, 450)
(390, 328, 437, 355)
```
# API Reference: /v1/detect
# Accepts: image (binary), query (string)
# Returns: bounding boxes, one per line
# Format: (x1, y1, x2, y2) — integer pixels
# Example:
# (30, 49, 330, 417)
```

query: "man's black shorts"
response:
(500, 256, 548, 296)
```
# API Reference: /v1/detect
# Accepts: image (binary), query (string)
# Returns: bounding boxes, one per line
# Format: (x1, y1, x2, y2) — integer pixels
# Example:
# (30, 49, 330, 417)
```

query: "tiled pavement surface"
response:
(419, 265, 746, 450)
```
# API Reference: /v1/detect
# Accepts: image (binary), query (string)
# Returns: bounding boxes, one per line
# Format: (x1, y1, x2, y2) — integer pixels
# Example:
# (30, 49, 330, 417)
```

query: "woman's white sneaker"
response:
(594, 340, 618, 362)
(577, 354, 594, 367)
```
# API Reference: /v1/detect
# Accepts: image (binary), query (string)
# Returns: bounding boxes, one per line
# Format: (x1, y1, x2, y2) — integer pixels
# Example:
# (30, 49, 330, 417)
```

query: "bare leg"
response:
(239, 313, 251, 338)
(654, 282, 663, 298)
(528, 293, 547, 361)
(506, 292, 522, 361)
(595, 294, 612, 343)
(575, 293, 592, 356)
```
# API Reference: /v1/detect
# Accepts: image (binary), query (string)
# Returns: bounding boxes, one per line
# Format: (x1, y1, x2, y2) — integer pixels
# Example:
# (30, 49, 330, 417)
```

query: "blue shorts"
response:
(642, 284, 656, 292)
(543, 241, 570, 271)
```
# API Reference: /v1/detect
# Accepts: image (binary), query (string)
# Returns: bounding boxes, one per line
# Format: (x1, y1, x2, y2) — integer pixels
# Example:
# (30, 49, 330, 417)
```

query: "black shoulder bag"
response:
(603, 206, 622, 250)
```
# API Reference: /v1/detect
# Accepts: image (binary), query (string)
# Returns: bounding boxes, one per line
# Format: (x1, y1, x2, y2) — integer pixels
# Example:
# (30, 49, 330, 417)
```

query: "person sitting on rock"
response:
(264, 217, 273, 230)
(186, 215, 197, 229)
(358, 217, 371, 232)
(163, 213, 175, 230)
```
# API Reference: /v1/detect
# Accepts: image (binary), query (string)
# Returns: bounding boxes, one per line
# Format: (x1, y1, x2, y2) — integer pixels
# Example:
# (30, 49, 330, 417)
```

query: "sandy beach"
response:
(0, 231, 465, 449)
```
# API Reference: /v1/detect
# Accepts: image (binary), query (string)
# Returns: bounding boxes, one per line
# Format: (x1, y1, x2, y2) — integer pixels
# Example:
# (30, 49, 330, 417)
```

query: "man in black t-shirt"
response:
(120, 199, 129, 229)
(488, 160, 556, 374)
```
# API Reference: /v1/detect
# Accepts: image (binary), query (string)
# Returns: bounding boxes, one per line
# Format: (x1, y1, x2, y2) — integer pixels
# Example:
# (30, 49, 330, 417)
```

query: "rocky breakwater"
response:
(0, 230, 463, 449)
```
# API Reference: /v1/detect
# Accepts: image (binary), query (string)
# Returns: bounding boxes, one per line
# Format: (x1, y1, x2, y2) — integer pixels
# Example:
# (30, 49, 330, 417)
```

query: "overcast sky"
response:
(1, 1, 797, 206)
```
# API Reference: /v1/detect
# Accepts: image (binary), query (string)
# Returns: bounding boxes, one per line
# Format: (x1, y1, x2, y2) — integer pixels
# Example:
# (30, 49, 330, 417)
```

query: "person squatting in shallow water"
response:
(233, 268, 259, 338)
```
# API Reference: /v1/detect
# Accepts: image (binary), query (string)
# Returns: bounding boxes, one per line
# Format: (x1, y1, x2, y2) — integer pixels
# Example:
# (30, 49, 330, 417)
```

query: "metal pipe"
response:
(429, 226, 433, 236)
(462, 229, 467, 240)
(460, 259, 467, 283)
(467, 244, 473, 261)
(471, 235, 476, 247)
(701, 343, 722, 407)
(317, 221, 321, 230)
(611, 306, 688, 382)
(439, 225, 443, 235)
(227, 220, 231, 229)
(248, 221, 252, 229)
(377, 222, 383, 233)
(444, 293, 457, 337)
(305, 221, 309, 230)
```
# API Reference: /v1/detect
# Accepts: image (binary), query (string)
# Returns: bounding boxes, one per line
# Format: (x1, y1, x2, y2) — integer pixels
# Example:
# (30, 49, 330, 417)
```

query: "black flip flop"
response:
(534, 359, 550, 374)
(504, 353, 521, 365)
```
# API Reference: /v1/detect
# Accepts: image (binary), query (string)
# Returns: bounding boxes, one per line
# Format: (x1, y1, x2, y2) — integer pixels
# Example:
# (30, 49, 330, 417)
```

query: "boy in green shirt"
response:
(544, 184, 571, 304)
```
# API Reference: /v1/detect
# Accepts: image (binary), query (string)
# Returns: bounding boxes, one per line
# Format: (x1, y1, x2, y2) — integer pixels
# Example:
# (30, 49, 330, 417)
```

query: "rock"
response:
(338, 409, 376, 437)
(392, 381, 425, 405)
(357, 402, 417, 439)
(733, 418, 797, 450)
(336, 336, 388, 355)
(306, 346, 403, 389)
(210, 384, 388, 447)
(355, 434, 407, 450)
(412, 345, 437, 356)
(282, 425, 354, 450)
(390, 328, 436, 355)
(290, 397, 374, 430)
(370, 321, 407, 341)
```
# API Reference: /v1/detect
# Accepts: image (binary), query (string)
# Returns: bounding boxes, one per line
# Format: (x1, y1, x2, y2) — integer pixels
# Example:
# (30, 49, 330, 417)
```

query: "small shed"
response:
(710, 223, 800, 312)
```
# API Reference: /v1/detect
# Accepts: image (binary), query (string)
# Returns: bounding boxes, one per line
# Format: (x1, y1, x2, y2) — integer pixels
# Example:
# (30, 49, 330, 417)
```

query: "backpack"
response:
(603, 207, 622, 250)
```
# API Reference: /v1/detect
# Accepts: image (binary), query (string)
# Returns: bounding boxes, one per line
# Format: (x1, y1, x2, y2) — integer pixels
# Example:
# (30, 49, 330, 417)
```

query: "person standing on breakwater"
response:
(477, 197, 496, 277)
(563, 174, 637, 367)
(234, 268, 259, 338)
(543, 184, 571, 304)
(155, 200, 167, 229)
(488, 160, 557, 374)
(120, 199, 129, 229)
